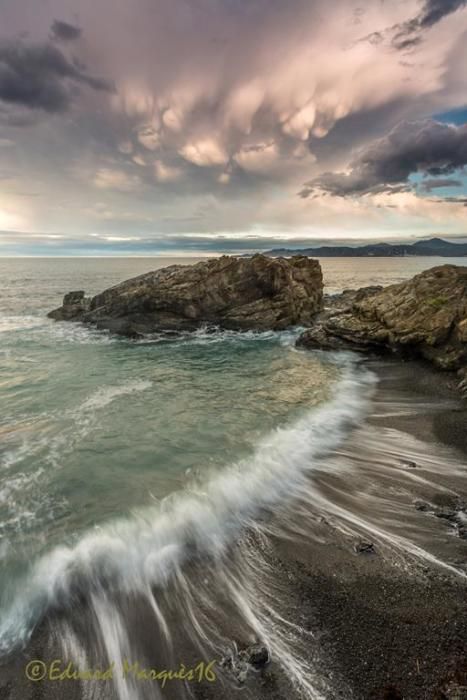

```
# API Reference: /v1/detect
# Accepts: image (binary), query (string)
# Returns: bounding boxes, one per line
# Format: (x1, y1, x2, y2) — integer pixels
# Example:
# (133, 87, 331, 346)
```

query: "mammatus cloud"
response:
(50, 20, 82, 42)
(300, 120, 467, 198)
(0, 0, 466, 247)
(0, 27, 113, 114)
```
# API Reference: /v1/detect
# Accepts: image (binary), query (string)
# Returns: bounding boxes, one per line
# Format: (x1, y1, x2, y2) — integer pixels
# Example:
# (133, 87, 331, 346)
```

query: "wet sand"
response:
(1, 358, 467, 700)
(273, 358, 467, 699)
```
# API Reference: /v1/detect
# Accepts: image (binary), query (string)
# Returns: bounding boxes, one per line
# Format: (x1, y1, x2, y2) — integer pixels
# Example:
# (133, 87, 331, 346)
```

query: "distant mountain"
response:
(261, 237, 467, 258)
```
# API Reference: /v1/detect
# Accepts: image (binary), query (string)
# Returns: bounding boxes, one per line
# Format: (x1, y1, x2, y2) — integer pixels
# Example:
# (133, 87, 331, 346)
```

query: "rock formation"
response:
(48, 255, 323, 335)
(297, 265, 467, 372)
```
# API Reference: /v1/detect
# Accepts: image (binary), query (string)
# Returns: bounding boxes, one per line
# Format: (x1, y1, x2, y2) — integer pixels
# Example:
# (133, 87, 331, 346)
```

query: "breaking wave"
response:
(0, 359, 375, 659)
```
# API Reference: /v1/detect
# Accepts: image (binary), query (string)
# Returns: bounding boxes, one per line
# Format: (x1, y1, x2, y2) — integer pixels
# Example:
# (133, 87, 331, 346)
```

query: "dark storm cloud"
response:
(51, 20, 82, 42)
(300, 120, 467, 198)
(357, 0, 467, 51)
(442, 196, 467, 205)
(418, 0, 467, 28)
(392, 0, 467, 50)
(0, 0, 466, 242)
(0, 40, 114, 114)
(420, 177, 463, 192)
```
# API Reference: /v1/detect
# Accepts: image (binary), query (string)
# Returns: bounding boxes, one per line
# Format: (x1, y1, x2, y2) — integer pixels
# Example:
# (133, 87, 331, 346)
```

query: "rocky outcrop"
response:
(52, 291, 91, 321)
(48, 255, 323, 335)
(297, 265, 467, 372)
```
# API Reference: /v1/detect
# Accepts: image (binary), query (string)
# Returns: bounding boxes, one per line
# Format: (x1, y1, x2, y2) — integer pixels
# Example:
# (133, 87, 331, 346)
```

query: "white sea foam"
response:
(79, 380, 153, 411)
(41, 320, 117, 345)
(133, 325, 303, 347)
(0, 360, 375, 657)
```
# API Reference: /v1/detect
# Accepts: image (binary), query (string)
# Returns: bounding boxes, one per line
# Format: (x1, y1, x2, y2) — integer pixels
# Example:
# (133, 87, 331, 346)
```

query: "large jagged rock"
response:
(48, 255, 323, 335)
(297, 265, 467, 371)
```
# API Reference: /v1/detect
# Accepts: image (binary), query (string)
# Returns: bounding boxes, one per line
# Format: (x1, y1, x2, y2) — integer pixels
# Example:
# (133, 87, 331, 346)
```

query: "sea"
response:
(1, 256, 466, 699)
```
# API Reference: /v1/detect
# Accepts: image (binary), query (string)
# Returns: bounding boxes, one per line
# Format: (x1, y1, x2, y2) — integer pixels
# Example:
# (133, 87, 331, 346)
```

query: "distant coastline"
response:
(258, 237, 467, 258)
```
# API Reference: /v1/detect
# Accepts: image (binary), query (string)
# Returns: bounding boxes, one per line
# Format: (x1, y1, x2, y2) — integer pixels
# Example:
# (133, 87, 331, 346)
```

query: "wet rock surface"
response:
(413, 494, 467, 539)
(297, 265, 467, 373)
(48, 255, 323, 335)
(221, 642, 270, 684)
(354, 541, 376, 555)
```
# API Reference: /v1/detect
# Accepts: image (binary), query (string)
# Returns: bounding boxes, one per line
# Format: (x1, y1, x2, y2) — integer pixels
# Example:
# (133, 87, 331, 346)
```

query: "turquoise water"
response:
(0, 257, 342, 650)
(0, 255, 466, 655)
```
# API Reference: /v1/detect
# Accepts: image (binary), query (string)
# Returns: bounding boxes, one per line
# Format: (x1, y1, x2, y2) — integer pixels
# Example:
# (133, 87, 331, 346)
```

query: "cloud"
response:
(0, 39, 113, 113)
(234, 141, 279, 173)
(1, 0, 467, 244)
(392, 0, 467, 50)
(420, 177, 463, 192)
(442, 196, 467, 205)
(154, 160, 181, 182)
(136, 124, 160, 151)
(179, 138, 228, 167)
(93, 168, 141, 192)
(50, 20, 82, 42)
(300, 120, 467, 198)
(417, 0, 466, 29)
(357, 0, 467, 52)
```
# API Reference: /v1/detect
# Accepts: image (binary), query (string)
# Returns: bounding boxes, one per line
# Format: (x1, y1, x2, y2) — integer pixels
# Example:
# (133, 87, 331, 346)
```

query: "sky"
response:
(0, 0, 466, 255)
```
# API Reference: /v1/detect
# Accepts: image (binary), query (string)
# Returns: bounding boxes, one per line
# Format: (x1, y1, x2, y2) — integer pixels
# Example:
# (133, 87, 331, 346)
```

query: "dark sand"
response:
(271, 359, 467, 700)
(1, 358, 466, 700)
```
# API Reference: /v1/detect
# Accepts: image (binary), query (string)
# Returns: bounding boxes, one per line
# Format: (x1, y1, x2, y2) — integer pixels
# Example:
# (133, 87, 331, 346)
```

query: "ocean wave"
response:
(0, 380, 154, 546)
(133, 325, 304, 347)
(0, 359, 375, 655)
(0, 316, 45, 333)
(3, 313, 303, 349)
(40, 321, 117, 345)
(0, 314, 117, 345)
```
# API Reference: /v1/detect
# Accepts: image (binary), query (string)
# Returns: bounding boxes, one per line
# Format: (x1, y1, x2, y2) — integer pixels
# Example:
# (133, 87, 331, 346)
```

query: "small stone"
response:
(354, 541, 375, 554)
(434, 507, 457, 522)
(400, 459, 417, 469)
(247, 644, 270, 669)
(414, 500, 431, 512)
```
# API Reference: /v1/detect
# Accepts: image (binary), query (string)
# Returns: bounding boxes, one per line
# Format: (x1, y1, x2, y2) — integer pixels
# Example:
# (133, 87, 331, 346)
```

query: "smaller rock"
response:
(354, 541, 376, 555)
(247, 644, 270, 669)
(434, 507, 458, 523)
(414, 500, 431, 512)
(220, 652, 249, 684)
(63, 290, 86, 305)
(48, 290, 90, 321)
(400, 459, 417, 469)
(221, 642, 270, 684)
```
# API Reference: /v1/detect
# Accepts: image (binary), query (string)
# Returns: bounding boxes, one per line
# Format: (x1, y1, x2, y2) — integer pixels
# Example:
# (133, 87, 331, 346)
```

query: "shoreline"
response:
(1, 356, 467, 700)
(270, 357, 467, 699)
